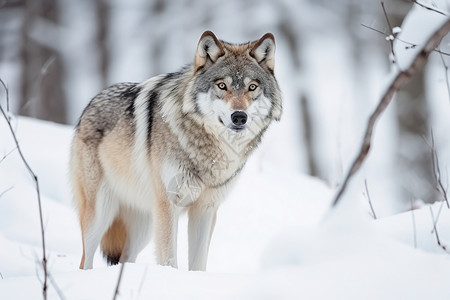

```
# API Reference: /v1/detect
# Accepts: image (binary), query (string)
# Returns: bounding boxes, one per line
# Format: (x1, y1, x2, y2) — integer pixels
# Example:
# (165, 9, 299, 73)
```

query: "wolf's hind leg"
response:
(82, 181, 120, 269)
(119, 207, 152, 263)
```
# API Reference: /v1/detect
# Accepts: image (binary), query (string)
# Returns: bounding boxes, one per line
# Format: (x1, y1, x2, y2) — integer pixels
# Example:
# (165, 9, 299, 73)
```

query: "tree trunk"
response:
(19, 0, 66, 124)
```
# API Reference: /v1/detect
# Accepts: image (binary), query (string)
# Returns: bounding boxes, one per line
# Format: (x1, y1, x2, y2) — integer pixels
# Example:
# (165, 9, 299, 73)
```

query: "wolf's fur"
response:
(70, 31, 282, 271)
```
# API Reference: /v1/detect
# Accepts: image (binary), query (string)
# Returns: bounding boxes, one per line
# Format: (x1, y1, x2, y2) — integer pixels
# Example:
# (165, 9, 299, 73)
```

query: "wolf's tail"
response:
(101, 218, 127, 265)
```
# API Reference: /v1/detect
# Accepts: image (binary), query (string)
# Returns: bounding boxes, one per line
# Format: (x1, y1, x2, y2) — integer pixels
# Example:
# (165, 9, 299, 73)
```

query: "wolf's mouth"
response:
(230, 125, 245, 132)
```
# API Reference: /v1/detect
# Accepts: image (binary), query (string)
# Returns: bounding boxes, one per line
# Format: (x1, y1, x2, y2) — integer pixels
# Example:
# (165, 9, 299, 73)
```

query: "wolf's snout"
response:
(231, 111, 247, 126)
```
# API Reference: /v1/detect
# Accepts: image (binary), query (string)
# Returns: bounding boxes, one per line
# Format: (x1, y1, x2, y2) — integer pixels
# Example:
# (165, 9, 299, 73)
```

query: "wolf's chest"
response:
(192, 132, 250, 187)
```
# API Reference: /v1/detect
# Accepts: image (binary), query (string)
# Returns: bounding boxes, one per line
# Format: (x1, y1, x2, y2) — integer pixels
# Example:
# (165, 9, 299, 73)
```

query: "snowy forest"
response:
(1, 0, 450, 299)
(3, 0, 450, 214)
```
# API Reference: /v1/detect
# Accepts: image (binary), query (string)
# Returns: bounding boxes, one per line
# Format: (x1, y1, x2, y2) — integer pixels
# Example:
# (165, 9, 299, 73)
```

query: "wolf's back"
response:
(75, 82, 140, 146)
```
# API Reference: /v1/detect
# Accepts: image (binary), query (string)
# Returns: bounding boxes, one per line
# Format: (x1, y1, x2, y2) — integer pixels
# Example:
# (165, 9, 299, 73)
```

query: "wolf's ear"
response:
(194, 31, 225, 72)
(250, 33, 276, 73)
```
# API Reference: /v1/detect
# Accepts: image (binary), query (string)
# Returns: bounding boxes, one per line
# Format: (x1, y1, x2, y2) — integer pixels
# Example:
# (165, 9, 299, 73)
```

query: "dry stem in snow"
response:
(429, 206, 450, 253)
(112, 263, 126, 300)
(0, 78, 48, 299)
(426, 130, 450, 208)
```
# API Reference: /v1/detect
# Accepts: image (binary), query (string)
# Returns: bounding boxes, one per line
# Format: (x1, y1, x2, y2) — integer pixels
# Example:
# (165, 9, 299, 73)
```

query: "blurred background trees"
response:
(1, 0, 449, 215)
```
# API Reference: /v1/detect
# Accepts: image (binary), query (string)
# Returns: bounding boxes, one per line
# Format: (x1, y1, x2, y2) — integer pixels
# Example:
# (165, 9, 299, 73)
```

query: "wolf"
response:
(70, 31, 282, 271)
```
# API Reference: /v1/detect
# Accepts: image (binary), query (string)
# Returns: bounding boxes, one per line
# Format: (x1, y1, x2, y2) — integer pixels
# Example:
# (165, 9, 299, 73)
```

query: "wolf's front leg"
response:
(154, 197, 179, 268)
(188, 196, 219, 271)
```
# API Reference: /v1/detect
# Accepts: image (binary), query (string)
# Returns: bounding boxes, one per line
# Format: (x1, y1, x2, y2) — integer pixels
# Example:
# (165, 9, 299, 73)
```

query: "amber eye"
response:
(217, 82, 227, 90)
(249, 84, 258, 91)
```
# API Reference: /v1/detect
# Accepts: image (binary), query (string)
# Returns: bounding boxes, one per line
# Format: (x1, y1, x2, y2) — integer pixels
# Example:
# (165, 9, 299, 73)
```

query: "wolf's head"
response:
(188, 31, 282, 134)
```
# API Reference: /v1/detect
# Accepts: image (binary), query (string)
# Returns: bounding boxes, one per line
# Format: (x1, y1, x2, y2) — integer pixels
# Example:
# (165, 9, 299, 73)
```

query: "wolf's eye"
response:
(217, 82, 227, 90)
(248, 84, 258, 91)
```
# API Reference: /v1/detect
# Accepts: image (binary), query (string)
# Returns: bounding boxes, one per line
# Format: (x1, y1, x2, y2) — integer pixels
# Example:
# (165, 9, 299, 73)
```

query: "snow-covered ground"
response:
(1, 116, 450, 299)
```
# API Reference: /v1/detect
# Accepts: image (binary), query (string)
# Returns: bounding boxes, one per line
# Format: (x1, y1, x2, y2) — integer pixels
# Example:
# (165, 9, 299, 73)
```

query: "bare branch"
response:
(381, 2, 394, 32)
(411, 0, 448, 17)
(438, 46, 450, 102)
(0, 79, 48, 299)
(48, 273, 66, 300)
(435, 48, 450, 57)
(430, 201, 447, 235)
(136, 265, 149, 300)
(112, 263, 126, 300)
(0, 78, 10, 118)
(381, 2, 399, 65)
(360, 23, 387, 36)
(0, 147, 17, 165)
(424, 129, 450, 208)
(431, 130, 449, 208)
(332, 19, 450, 207)
(429, 206, 450, 253)
(361, 23, 450, 56)
(410, 199, 417, 248)
(364, 179, 377, 219)
(0, 186, 14, 199)
(19, 55, 56, 117)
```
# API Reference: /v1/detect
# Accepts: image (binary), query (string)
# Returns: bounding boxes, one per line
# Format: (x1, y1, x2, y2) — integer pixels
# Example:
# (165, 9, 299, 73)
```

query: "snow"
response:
(1, 2, 450, 299)
(393, 26, 402, 34)
(1, 116, 450, 299)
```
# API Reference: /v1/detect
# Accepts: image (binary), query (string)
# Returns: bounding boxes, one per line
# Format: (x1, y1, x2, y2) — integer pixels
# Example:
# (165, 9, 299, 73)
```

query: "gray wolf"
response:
(70, 31, 282, 271)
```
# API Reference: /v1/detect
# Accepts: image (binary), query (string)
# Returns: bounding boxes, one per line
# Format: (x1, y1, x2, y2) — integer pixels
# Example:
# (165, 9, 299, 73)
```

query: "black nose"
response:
(231, 111, 248, 126)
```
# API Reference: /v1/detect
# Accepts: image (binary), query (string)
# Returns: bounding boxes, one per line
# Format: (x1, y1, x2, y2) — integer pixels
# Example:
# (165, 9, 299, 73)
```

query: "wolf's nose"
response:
(231, 111, 248, 126)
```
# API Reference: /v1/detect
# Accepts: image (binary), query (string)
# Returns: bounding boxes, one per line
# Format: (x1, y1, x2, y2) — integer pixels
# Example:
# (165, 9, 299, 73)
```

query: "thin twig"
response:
(0, 78, 10, 118)
(361, 23, 386, 36)
(432, 132, 449, 208)
(425, 129, 450, 208)
(429, 206, 450, 253)
(332, 19, 450, 207)
(0, 147, 17, 165)
(381, 2, 399, 66)
(381, 2, 394, 33)
(411, 0, 448, 16)
(20, 55, 55, 116)
(438, 46, 450, 101)
(0, 186, 13, 199)
(364, 179, 377, 219)
(112, 263, 126, 300)
(431, 200, 446, 234)
(361, 23, 450, 56)
(410, 198, 417, 248)
(35, 260, 44, 287)
(48, 273, 66, 300)
(0, 79, 48, 299)
(435, 48, 450, 56)
(40, 56, 55, 75)
(136, 265, 149, 300)
(362, 23, 418, 49)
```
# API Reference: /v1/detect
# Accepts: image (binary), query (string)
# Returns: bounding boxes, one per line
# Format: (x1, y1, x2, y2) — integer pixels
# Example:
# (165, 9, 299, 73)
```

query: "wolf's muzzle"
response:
(231, 111, 247, 126)
(230, 111, 247, 132)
